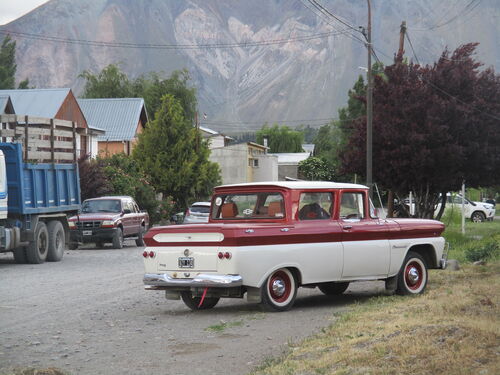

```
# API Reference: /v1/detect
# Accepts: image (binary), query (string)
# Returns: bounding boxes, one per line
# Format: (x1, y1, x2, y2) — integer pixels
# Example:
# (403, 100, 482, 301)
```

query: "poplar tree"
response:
(133, 94, 220, 210)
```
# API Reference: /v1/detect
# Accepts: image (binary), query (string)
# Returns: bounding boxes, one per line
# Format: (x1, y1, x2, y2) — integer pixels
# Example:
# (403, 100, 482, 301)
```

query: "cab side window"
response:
(124, 200, 135, 213)
(298, 192, 332, 220)
(340, 192, 365, 220)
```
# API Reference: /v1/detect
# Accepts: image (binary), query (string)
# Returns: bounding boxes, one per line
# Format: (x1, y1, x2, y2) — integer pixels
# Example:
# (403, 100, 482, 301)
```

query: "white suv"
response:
(438, 194, 495, 222)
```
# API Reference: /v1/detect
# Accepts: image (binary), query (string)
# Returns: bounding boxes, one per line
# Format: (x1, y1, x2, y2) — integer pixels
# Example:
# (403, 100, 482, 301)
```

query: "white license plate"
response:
(83, 230, 92, 236)
(178, 257, 194, 268)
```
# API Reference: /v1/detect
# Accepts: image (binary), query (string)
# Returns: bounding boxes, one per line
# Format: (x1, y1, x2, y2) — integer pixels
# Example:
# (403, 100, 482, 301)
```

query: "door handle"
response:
(245, 229, 254, 233)
(343, 225, 353, 230)
(280, 228, 290, 232)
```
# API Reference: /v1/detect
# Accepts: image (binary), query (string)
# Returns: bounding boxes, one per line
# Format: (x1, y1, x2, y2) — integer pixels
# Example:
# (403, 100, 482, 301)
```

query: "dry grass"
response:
(251, 262, 500, 375)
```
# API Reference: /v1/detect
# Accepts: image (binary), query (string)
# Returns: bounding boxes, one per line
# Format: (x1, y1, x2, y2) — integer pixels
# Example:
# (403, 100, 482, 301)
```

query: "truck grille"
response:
(76, 221, 101, 229)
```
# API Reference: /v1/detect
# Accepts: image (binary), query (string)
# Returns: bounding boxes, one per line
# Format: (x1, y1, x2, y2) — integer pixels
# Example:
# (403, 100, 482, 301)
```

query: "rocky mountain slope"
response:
(1, 0, 498, 133)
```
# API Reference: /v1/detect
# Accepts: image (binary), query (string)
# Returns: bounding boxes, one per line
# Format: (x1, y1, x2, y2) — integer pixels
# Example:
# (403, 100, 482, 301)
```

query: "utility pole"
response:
(387, 20, 406, 218)
(195, 111, 199, 152)
(397, 21, 406, 62)
(366, 0, 373, 195)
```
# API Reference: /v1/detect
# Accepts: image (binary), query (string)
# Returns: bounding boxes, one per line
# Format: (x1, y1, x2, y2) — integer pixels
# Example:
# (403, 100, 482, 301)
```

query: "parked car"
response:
(437, 194, 495, 222)
(183, 202, 211, 224)
(143, 181, 447, 312)
(68, 196, 149, 249)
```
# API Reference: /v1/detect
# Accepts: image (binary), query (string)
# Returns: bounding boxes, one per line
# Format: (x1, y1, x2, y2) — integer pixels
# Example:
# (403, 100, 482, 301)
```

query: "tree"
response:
(80, 64, 133, 98)
(80, 65, 197, 121)
(256, 124, 304, 153)
(99, 153, 160, 223)
(0, 35, 30, 89)
(132, 94, 220, 211)
(134, 70, 197, 121)
(298, 157, 335, 181)
(78, 154, 112, 201)
(340, 43, 500, 219)
(0, 35, 16, 89)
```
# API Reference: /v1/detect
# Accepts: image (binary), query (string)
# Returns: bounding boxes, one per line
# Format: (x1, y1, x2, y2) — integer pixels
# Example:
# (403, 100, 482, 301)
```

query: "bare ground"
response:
(0, 242, 385, 375)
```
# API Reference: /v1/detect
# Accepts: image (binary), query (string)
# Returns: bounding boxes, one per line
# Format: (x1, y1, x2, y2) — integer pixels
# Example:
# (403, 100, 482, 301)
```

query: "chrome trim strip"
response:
(143, 273, 243, 288)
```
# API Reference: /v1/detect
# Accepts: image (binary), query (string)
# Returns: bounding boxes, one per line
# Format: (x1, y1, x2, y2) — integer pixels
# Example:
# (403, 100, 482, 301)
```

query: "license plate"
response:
(178, 257, 194, 268)
(83, 230, 92, 236)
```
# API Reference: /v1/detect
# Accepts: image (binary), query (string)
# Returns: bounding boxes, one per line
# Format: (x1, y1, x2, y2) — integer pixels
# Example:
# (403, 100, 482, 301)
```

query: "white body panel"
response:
(144, 236, 445, 288)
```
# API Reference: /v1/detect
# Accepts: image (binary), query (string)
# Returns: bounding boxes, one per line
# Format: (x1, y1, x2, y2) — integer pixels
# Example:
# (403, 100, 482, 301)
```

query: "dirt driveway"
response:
(0, 242, 386, 375)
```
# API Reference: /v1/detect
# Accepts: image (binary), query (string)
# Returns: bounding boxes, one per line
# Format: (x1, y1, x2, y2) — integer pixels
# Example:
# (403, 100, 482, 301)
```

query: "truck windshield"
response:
(82, 199, 121, 213)
(211, 192, 285, 220)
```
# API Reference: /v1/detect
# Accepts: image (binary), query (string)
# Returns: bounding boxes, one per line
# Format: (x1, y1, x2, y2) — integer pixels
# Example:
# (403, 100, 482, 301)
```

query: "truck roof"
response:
(215, 181, 368, 191)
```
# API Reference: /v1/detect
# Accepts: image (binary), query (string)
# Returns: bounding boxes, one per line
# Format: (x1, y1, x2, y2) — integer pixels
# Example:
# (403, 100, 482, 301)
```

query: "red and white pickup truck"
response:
(143, 182, 447, 311)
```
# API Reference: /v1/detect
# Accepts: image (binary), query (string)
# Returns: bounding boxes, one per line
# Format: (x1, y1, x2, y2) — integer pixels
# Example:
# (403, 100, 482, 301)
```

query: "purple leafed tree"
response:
(340, 43, 500, 219)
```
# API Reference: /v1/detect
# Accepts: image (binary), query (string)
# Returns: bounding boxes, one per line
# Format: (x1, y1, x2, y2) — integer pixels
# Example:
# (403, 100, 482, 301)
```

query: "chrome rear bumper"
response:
(143, 273, 243, 289)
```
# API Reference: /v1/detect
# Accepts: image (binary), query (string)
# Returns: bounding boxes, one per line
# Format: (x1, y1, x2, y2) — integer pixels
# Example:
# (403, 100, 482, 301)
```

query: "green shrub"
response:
(464, 238, 500, 262)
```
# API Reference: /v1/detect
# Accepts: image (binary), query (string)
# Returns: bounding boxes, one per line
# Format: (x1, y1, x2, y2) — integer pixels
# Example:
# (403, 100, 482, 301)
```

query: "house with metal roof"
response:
(199, 126, 233, 149)
(0, 95, 15, 114)
(0, 88, 104, 157)
(78, 98, 148, 156)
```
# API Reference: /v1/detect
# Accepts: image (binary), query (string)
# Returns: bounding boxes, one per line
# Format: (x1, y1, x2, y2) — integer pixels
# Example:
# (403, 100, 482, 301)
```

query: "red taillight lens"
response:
(218, 252, 224, 259)
(149, 251, 155, 258)
(224, 252, 232, 259)
(143, 251, 148, 258)
(143, 251, 155, 258)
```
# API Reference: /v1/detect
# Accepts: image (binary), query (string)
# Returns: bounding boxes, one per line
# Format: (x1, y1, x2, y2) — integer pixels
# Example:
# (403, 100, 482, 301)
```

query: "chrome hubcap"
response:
(272, 279, 286, 297)
(408, 267, 419, 284)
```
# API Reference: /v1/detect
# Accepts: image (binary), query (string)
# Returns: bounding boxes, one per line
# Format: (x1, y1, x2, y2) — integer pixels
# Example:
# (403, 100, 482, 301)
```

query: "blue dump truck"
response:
(0, 115, 81, 264)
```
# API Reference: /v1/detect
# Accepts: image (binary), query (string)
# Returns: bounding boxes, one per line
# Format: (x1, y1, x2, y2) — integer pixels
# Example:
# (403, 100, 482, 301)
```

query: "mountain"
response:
(1, 0, 499, 133)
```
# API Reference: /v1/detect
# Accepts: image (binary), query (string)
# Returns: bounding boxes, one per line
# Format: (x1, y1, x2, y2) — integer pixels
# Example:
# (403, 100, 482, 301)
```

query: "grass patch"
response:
(249, 262, 500, 375)
(443, 220, 500, 262)
(205, 319, 244, 332)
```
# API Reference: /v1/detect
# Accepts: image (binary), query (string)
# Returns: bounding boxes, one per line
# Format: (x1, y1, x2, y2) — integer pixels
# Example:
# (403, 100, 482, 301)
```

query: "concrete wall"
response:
(209, 143, 278, 184)
(254, 154, 278, 181)
(209, 144, 248, 185)
(278, 164, 299, 180)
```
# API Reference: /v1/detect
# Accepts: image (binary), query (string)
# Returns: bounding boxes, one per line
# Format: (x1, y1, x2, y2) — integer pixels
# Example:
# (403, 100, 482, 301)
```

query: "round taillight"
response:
(218, 252, 224, 259)
(143, 251, 148, 258)
(224, 252, 231, 259)
(149, 251, 155, 258)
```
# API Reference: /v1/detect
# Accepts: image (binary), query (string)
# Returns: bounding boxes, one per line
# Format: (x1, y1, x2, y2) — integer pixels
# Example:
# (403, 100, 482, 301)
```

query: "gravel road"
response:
(0, 241, 386, 375)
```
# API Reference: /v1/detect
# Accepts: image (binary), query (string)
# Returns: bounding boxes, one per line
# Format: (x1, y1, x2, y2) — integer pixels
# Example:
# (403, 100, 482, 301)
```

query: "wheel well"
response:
(408, 244, 437, 269)
(287, 267, 302, 286)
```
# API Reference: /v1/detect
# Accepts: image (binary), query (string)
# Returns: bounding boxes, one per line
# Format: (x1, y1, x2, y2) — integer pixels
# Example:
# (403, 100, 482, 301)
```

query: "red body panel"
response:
(144, 184, 444, 247)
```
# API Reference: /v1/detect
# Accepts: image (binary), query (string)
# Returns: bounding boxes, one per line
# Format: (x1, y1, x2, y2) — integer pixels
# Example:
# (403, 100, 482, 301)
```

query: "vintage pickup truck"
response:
(68, 196, 149, 249)
(143, 182, 447, 311)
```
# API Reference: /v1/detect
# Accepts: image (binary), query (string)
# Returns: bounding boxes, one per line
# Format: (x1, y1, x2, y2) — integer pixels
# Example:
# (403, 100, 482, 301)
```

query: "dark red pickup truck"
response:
(68, 196, 149, 249)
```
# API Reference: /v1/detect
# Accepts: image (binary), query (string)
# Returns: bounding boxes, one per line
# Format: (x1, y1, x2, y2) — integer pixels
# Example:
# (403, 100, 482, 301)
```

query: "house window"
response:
(248, 158, 259, 167)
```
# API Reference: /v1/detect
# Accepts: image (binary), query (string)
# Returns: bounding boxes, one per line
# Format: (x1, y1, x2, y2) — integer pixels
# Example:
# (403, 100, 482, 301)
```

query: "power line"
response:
(396, 40, 500, 122)
(405, 32, 420, 65)
(307, 0, 360, 34)
(409, 0, 482, 31)
(0, 28, 347, 50)
(299, 0, 366, 45)
(202, 117, 335, 126)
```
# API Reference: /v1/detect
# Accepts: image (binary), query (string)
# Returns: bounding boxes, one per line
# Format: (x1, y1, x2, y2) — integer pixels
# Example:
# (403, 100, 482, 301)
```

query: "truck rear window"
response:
(211, 193, 284, 220)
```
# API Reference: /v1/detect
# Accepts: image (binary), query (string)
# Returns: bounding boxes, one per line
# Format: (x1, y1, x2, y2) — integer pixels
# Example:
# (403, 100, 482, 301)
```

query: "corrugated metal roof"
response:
(78, 98, 146, 141)
(0, 95, 14, 114)
(0, 88, 70, 117)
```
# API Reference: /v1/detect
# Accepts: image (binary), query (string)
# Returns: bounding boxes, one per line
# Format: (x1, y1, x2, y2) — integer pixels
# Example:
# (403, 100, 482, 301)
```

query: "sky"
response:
(0, 0, 49, 25)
